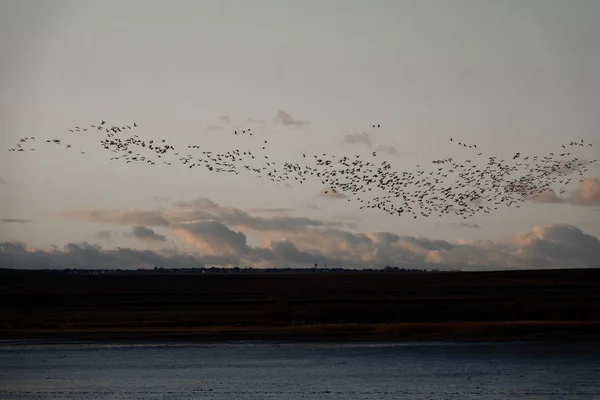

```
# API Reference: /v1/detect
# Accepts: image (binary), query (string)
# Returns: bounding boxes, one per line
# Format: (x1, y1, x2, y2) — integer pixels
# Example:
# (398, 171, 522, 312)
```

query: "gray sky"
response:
(1, 0, 599, 270)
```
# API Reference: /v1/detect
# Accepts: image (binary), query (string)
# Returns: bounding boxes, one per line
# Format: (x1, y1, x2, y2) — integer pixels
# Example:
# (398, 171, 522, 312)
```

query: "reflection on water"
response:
(1, 341, 599, 399)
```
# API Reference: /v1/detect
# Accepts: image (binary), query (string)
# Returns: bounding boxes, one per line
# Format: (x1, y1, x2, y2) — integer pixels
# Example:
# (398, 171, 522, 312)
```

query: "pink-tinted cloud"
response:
(53, 196, 600, 270)
(524, 177, 600, 206)
(569, 177, 600, 206)
(65, 197, 349, 234)
(64, 209, 171, 226)
(2, 223, 599, 270)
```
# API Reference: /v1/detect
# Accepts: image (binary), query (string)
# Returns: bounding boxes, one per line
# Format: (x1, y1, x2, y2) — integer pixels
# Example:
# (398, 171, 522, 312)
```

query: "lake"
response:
(1, 341, 599, 399)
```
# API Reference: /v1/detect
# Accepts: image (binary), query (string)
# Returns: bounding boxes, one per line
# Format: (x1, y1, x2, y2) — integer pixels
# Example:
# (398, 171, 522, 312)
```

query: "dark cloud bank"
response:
(2, 195, 600, 270)
(1, 218, 32, 224)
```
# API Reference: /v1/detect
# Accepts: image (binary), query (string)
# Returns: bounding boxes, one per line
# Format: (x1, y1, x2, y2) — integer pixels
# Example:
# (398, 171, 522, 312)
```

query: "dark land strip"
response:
(1, 268, 600, 343)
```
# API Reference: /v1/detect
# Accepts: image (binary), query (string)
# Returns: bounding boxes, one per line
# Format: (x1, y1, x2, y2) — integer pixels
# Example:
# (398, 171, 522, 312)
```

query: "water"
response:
(1, 341, 599, 399)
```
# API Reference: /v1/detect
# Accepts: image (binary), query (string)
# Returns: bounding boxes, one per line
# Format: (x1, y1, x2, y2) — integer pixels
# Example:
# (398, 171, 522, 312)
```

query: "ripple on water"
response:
(1, 341, 599, 400)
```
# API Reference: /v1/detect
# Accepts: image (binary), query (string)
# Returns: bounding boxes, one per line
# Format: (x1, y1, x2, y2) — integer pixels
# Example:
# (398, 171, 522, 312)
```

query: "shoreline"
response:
(3, 321, 600, 344)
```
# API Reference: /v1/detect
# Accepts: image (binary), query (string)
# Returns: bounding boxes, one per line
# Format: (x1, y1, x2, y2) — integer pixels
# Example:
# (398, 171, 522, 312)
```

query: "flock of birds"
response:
(6, 120, 598, 220)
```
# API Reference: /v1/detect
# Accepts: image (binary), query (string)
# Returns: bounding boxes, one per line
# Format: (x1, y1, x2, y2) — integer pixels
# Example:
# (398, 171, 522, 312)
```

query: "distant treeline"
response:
(0, 266, 439, 275)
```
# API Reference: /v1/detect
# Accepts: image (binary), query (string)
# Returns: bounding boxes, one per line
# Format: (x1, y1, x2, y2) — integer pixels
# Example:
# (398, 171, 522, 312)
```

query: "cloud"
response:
(0, 241, 235, 270)
(0, 177, 7, 185)
(569, 177, 600, 206)
(65, 197, 348, 237)
(191, 206, 339, 233)
(342, 133, 398, 155)
(510, 224, 600, 268)
(456, 223, 481, 229)
(271, 224, 600, 270)
(219, 116, 231, 124)
(3, 223, 600, 270)
(248, 118, 266, 124)
(222, 210, 341, 232)
(174, 220, 249, 257)
(130, 226, 167, 242)
(374, 145, 399, 155)
(336, 215, 362, 222)
(152, 196, 170, 202)
(1, 218, 31, 223)
(306, 203, 321, 210)
(274, 110, 308, 127)
(343, 132, 372, 147)
(245, 207, 295, 213)
(319, 187, 347, 200)
(207, 125, 223, 131)
(64, 209, 171, 227)
(526, 189, 564, 204)
(169, 197, 347, 232)
(269, 239, 330, 266)
(54, 197, 600, 270)
(524, 177, 600, 206)
(173, 197, 219, 210)
(96, 231, 112, 240)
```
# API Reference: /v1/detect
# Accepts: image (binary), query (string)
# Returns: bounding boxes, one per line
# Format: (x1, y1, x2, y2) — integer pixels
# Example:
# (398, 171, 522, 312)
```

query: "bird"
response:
(7, 119, 596, 222)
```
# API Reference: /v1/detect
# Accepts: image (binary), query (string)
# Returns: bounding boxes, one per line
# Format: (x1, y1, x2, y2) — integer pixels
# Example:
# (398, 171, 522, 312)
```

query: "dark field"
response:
(2, 268, 600, 342)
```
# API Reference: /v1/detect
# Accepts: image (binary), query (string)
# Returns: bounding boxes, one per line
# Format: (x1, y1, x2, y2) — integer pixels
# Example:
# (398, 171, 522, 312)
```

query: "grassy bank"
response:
(2, 268, 600, 342)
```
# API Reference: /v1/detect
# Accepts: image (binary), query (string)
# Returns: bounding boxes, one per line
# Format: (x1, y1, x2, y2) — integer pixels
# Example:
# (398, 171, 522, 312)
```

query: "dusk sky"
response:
(1, 0, 599, 270)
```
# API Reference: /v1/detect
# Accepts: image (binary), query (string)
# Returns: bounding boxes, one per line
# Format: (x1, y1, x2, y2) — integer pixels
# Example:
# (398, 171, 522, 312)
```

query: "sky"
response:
(1, 0, 599, 270)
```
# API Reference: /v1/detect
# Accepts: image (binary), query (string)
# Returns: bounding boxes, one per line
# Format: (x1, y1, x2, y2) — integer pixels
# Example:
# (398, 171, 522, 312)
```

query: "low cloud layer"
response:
(1, 218, 32, 224)
(9, 196, 587, 270)
(0, 241, 234, 270)
(274, 111, 308, 127)
(5, 209, 600, 271)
